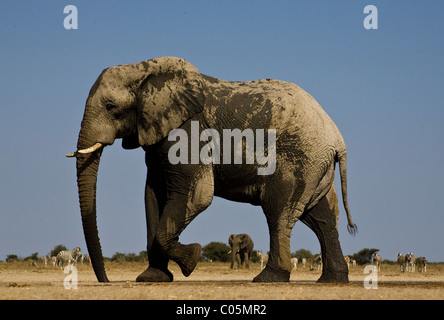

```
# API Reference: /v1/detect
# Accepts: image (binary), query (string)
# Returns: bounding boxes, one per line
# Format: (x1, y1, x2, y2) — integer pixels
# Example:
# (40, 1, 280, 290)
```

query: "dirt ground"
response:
(1, 261, 444, 300)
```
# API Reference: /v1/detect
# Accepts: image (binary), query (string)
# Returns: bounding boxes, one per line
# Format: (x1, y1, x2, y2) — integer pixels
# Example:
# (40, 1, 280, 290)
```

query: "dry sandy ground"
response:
(1, 261, 444, 300)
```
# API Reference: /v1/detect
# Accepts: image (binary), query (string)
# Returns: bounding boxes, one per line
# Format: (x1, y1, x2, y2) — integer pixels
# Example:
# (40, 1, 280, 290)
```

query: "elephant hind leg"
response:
(300, 185, 349, 283)
(253, 201, 304, 282)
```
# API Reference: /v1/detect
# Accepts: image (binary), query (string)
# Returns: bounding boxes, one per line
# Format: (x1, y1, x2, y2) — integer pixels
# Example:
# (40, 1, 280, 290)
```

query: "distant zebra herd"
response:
(358, 252, 427, 273)
(397, 252, 427, 273)
(317, 252, 427, 273)
(256, 251, 324, 272)
(32, 247, 90, 268)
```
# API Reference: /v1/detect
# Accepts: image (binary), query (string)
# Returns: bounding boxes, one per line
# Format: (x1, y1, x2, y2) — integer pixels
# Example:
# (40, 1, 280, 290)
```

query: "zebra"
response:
(371, 253, 382, 271)
(80, 253, 91, 264)
(313, 253, 322, 271)
(344, 256, 350, 269)
(416, 257, 427, 273)
(291, 257, 298, 271)
(71, 247, 82, 262)
(29, 260, 38, 267)
(56, 251, 75, 268)
(301, 258, 307, 268)
(351, 259, 356, 267)
(38, 254, 51, 266)
(405, 252, 416, 272)
(56, 247, 82, 268)
(257, 251, 268, 270)
(397, 253, 406, 272)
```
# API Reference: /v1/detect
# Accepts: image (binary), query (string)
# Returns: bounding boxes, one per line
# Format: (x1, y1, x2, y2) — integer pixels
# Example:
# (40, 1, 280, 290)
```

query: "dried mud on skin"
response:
(1, 262, 444, 300)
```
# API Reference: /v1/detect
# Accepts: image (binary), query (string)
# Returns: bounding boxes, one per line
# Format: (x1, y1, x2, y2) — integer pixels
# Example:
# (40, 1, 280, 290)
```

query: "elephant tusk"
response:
(78, 142, 103, 154)
(66, 143, 103, 158)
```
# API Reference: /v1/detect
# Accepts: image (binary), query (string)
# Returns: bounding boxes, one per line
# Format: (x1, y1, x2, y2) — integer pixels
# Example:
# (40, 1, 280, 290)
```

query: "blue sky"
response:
(1, 1, 443, 263)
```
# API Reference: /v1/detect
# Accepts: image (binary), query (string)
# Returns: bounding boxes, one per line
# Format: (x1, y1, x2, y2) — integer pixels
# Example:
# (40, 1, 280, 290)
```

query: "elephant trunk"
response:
(75, 127, 109, 282)
(232, 248, 241, 268)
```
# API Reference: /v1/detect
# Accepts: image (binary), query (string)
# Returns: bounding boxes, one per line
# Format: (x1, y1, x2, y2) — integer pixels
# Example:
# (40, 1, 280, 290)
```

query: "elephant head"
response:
(228, 234, 254, 269)
(67, 57, 206, 282)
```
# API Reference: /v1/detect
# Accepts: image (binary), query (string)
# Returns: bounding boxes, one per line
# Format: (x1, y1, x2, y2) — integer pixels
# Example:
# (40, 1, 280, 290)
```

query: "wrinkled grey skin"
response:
(229, 234, 254, 269)
(69, 57, 356, 283)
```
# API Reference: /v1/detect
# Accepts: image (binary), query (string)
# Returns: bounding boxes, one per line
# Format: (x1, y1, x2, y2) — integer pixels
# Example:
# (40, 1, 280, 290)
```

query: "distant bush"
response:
(250, 250, 260, 263)
(202, 242, 231, 262)
(350, 248, 379, 265)
(23, 252, 39, 261)
(293, 249, 314, 261)
(6, 254, 19, 262)
(111, 251, 147, 262)
(50, 245, 68, 257)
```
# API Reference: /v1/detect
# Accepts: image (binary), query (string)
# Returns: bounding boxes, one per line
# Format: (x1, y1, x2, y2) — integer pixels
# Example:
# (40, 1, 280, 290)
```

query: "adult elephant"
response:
(67, 57, 356, 283)
(228, 234, 254, 269)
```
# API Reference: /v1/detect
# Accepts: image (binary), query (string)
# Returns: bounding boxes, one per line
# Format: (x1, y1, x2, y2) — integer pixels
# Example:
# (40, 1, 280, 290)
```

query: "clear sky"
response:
(1, 1, 443, 263)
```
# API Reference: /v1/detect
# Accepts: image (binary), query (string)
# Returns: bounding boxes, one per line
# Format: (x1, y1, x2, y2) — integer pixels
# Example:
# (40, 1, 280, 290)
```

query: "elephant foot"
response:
(317, 271, 349, 283)
(171, 243, 202, 277)
(136, 266, 173, 282)
(252, 265, 290, 283)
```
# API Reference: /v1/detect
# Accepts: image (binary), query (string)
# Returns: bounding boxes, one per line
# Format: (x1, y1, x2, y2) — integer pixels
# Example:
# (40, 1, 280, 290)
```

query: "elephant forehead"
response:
(100, 66, 132, 86)
(148, 57, 199, 74)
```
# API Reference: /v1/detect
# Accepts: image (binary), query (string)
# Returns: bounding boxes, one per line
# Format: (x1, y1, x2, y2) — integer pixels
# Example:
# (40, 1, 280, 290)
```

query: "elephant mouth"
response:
(66, 142, 104, 158)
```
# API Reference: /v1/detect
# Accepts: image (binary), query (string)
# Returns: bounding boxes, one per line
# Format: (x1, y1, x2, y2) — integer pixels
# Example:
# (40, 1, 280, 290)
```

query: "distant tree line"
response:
(1, 243, 398, 265)
(5, 244, 70, 262)
(201, 243, 386, 265)
(3, 245, 149, 263)
(110, 251, 147, 262)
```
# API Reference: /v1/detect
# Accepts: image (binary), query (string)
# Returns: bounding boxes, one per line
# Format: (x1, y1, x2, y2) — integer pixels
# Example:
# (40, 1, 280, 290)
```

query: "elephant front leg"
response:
(244, 252, 250, 269)
(155, 197, 207, 277)
(136, 170, 172, 282)
(156, 169, 214, 277)
(136, 242, 173, 282)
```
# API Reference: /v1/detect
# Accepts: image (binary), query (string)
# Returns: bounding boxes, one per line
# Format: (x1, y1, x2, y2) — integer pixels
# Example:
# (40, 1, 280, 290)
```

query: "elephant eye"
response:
(105, 103, 118, 112)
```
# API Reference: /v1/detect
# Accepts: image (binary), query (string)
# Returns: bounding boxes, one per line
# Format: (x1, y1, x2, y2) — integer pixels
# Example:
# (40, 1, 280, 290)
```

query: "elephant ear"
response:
(238, 234, 247, 247)
(136, 57, 206, 146)
(228, 234, 236, 247)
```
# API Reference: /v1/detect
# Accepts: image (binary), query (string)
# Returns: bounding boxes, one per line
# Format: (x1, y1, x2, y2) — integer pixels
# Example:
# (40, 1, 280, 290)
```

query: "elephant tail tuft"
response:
(337, 151, 358, 236)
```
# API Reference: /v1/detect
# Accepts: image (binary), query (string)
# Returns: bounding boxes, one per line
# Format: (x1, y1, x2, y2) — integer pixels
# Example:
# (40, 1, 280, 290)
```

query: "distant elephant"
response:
(67, 57, 356, 283)
(228, 234, 254, 269)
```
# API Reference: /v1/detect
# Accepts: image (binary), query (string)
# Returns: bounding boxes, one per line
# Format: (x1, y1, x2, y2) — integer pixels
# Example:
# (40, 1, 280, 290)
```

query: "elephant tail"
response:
(337, 151, 358, 235)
